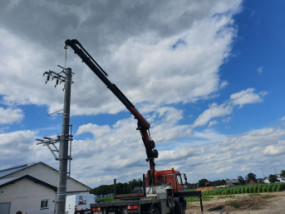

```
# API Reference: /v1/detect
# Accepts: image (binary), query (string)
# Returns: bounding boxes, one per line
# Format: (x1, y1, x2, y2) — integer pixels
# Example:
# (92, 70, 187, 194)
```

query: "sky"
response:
(0, 0, 285, 187)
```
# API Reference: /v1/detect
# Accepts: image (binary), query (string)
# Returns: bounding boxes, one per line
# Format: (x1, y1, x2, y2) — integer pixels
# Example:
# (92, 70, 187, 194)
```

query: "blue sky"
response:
(0, 0, 285, 187)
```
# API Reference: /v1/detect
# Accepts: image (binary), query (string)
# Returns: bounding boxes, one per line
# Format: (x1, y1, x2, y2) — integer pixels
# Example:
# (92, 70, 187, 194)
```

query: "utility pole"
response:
(56, 67, 72, 214)
(37, 66, 73, 214)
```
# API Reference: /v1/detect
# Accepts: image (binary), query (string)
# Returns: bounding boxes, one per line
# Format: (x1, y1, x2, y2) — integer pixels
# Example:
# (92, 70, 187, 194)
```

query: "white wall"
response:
(0, 179, 56, 214)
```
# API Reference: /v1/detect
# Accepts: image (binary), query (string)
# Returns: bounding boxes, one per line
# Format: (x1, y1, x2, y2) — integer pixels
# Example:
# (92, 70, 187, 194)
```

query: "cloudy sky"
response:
(0, 0, 285, 187)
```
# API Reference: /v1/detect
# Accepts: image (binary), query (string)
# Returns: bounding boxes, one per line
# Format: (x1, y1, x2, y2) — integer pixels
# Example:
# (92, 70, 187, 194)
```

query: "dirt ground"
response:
(186, 191, 285, 214)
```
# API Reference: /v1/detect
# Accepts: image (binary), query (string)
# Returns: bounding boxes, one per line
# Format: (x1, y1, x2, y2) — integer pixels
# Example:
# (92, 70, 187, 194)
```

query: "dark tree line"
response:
(90, 179, 143, 196)
(197, 170, 285, 188)
(198, 178, 226, 187)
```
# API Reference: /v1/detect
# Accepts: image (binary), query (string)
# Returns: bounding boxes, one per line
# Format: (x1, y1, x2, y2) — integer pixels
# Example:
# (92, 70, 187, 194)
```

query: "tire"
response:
(174, 202, 185, 214)
(179, 203, 186, 214)
(152, 205, 161, 214)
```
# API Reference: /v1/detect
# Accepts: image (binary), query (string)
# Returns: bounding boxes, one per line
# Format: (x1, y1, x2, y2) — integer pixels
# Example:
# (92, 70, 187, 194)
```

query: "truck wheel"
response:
(152, 206, 161, 214)
(179, 202, 186, 214)
(175, 202, 185, 214)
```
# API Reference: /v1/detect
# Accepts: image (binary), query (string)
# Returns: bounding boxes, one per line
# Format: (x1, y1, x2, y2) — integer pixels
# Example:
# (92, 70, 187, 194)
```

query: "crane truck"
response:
(65, 39, 203, 214)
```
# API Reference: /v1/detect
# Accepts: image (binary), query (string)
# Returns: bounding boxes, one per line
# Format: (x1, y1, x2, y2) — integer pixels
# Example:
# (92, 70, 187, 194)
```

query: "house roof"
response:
(0, 162, 91, 190)
(0, 163, 35, 178)
(0, 175, 57, 191)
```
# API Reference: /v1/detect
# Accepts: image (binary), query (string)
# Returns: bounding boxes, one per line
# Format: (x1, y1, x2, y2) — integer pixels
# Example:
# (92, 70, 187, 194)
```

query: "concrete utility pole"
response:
(56, 67, 72, 214)
(38, 67, 73, 214)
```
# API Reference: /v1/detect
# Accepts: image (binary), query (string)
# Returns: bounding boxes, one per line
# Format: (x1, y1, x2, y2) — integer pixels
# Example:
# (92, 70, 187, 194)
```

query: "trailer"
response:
(65, 194, 98, 214)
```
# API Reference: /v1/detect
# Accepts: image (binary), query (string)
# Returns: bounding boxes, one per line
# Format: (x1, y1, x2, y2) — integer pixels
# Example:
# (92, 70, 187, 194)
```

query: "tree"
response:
(198, 178, 209, 187)
(246, 173, 257, 184)
(268, 174, 279, 183)
(211, 179, 226, 186)
(90, 178, 144, 196)
(280, 170, 285, 181)
(238, 176, 246, 185)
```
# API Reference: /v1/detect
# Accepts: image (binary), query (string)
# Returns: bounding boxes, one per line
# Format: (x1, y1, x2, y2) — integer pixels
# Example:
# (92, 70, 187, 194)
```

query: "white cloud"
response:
(208, 120, 218, 127)
(264, 145, 280, 155)
(217, 166, 232, 174)
(193, 103, 232, 128)
(220, 81, 228, 88)
(192, 88, 267, 128)
(0, 107, 24, 124)
(257, 66, 263, 74)
(264, 142, 285, 155)
(230, 88, 265, 107)
(0, 0, 242, 116)
(0, 130, 44, 166)
(1, 109, 285, 187)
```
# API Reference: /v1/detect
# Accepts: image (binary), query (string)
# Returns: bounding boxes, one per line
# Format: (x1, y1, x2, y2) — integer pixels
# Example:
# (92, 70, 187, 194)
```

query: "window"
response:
(177, 174, 183, 185)
(40, 200, 48, 209)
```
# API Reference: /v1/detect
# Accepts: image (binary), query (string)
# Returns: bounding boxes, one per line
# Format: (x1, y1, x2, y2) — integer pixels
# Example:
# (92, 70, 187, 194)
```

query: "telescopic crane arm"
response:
(65, 39, 158, 185)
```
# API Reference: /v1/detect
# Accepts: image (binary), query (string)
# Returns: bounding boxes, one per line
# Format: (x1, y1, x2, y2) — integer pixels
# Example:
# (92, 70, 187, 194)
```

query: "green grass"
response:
(185, 195, 213, 202)
(184, 189, 197, 192)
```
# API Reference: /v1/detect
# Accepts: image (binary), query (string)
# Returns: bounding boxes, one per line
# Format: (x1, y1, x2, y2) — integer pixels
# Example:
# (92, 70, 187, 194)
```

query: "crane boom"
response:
(65, 39, 158, 185)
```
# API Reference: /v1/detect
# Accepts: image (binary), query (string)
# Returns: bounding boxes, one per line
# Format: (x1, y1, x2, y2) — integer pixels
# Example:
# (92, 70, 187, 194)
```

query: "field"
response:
(186, 191, 285, 214)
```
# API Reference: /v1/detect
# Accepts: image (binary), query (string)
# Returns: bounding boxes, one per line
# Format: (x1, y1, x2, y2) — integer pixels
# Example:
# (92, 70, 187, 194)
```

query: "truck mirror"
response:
(183, 174, 188, 184)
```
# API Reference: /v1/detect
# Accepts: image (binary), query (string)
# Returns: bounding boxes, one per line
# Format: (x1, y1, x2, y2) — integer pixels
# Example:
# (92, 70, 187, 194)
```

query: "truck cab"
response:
(146, 168, 187, 193)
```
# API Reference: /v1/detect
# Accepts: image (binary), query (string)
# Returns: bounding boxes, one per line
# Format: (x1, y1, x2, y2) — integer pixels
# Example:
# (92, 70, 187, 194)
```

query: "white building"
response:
(0, 162, 91, 214)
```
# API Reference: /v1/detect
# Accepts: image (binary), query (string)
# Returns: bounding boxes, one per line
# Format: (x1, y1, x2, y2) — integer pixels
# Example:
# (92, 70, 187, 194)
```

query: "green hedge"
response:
(203, 183, 285, 196)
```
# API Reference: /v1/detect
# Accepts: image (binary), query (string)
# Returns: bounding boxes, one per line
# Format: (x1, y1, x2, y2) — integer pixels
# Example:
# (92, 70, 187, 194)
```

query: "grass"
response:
(216, 195, 236, 199)
(262, 194, 276, 200)
(230, 202, 241, 209)
(184, 189, 197, 192)
(248, 193, 262, 197)
(185, 195, 213, 202)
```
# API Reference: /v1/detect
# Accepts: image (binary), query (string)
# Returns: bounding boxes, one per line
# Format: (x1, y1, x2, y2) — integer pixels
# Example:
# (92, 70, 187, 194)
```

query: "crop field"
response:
(202, 183, 285, 196)
(186, 185, 285, 213)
